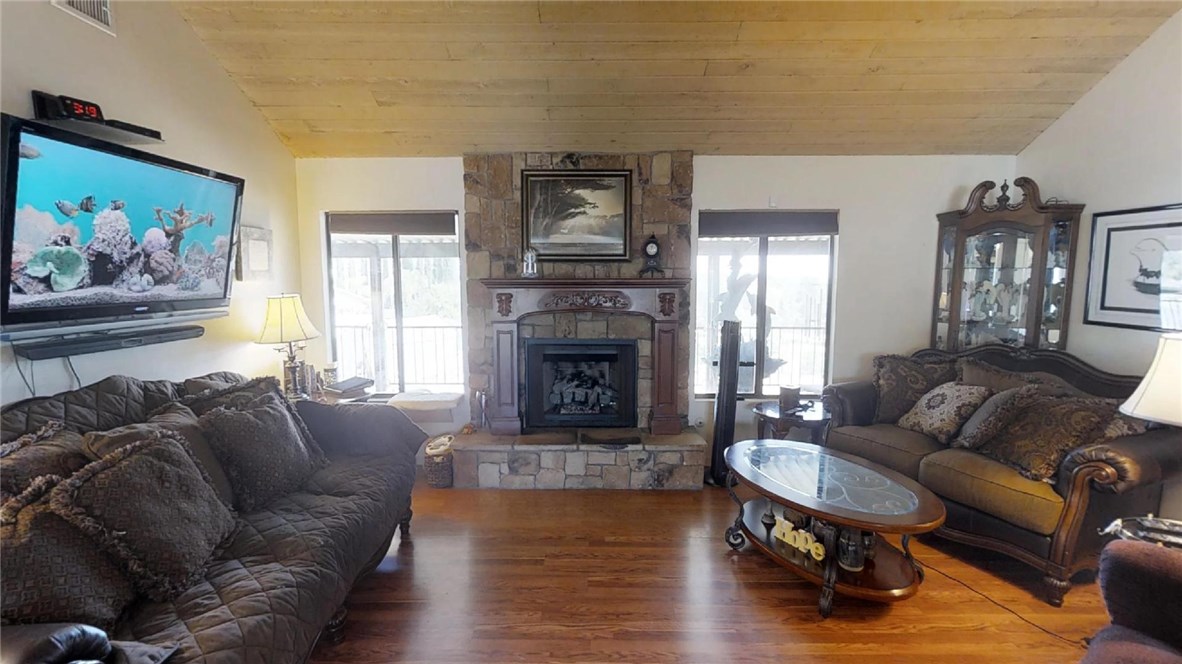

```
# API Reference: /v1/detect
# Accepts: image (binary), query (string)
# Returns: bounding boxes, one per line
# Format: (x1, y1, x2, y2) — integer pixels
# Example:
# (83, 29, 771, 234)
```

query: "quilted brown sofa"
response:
(0, 372, 423, 663)
(821, 345, 1182, 607)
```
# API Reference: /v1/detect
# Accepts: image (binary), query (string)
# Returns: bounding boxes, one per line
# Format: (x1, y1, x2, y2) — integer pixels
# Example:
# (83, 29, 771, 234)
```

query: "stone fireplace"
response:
(479, 278, 688, 435)
(523, 338, 637, 429)
(463, 151, 694, 433)
(456, 151, 702, 490)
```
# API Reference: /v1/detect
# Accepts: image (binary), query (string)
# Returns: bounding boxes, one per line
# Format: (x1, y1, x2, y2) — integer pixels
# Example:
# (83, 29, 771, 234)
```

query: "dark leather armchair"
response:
(822, 345, 1182, 606)
(1082, 540, 1182, 663)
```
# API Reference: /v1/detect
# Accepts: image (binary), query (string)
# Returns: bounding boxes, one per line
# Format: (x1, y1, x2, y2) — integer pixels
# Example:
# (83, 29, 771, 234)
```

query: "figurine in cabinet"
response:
(931, 178, 1084, 351)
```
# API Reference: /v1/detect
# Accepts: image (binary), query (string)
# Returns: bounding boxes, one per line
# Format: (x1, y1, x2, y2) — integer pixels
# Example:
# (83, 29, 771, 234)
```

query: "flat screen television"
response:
(0, 114, 244, 330)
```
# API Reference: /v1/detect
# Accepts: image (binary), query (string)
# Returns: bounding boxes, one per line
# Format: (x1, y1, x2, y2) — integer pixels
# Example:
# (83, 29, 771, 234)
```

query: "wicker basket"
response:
(424, 435, 454, 488)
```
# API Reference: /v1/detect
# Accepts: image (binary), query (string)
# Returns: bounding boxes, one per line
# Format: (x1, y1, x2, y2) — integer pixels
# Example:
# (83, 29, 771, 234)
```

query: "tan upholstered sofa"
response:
(821, 345, 1182, 606)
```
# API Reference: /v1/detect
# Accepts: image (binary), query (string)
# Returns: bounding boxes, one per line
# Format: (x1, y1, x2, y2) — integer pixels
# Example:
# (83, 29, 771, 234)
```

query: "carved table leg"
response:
(817, 522, 838, 618)
(902, 534, 924, 582)
(324, 605, 348, 645)
(723, 470, 747, 550)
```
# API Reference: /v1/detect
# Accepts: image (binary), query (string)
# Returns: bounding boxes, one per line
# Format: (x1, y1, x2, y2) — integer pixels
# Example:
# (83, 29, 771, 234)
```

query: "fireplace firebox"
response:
(523, 338, 638, 429)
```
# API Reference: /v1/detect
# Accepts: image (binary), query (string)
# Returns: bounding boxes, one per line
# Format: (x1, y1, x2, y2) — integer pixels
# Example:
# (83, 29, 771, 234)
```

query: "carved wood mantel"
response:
(479, 278, 690, 436)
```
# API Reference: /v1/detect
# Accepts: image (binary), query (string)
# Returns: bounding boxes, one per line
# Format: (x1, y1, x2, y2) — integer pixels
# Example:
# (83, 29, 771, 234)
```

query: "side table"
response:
(751, 400, 831, 445)
(1101, 515, 1182, 548)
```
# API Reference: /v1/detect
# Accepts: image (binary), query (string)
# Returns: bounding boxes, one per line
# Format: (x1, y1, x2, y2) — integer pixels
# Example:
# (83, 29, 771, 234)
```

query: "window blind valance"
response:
(698, 210, 838, 237)
(326, 211, 457, 235)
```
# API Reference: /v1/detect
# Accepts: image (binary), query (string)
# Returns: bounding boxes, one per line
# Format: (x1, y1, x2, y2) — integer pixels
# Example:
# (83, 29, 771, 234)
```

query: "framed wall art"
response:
(522, 169, 631, 260)
(234, 225, 273, 281)
(1084, 203, 1182, 331)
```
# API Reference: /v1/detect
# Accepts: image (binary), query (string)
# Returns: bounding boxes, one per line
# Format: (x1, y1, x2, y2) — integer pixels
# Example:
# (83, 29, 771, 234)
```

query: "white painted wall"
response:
(691, 154, 1015, 379)
(0, 1, 299, 403)
(1017, 11, 1182, 518)
(1018, 11, 1182, 375)
(294, 157, 468, 426)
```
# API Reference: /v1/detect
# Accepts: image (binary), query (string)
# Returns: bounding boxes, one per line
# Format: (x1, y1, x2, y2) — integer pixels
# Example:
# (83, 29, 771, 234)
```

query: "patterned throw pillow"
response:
(173, 376, 325, 463)
(872, 355, 958, 424)
(1, 475, 136, 629)
(0, 421, 90, 497)
(83, 403, 234, 505)
(199, 393, 327, 511)
(898, 382, 994, 444)
(951, 384, 1043, 450)
(1097, 412, 1152, 442)
(978, 395, 1118, 482)
(957, 358, 1087, 396)
(173, 375, 281, 416)
(49, 430, 238, 601)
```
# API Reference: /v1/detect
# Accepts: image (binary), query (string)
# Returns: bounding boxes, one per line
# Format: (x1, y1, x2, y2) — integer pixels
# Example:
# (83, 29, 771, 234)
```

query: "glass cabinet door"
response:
(934, 226, 957, 349)
(958, 228, 1034, 348)
(1039, 220, 1072, 348)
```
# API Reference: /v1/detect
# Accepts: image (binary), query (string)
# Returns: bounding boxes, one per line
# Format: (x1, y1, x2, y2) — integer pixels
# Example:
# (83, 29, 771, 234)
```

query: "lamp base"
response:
(283, 359, 306, 399)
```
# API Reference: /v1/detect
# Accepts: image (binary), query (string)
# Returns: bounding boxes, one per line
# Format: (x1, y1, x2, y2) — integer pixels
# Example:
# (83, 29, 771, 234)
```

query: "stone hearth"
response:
(452, 428, 706, 490)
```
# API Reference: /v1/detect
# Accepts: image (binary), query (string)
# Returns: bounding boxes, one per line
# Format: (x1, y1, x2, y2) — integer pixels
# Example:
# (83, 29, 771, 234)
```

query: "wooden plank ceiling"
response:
(175, 1, 1181, 158)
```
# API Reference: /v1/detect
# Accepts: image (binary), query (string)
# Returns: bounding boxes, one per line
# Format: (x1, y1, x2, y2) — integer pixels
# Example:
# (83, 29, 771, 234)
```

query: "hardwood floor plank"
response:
(309, 480, 1105, 663)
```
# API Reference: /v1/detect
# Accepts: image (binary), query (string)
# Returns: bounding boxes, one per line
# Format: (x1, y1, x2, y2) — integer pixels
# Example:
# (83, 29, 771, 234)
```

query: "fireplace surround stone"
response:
(463, 151, 693, 432)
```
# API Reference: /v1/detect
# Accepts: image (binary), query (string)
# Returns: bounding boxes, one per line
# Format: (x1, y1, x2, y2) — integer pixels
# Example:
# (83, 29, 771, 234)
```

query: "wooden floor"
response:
(311, 479, 1107, 663)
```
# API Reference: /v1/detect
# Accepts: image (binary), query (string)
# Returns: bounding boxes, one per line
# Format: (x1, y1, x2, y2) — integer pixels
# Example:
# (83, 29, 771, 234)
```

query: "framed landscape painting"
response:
(1085, 203, 1182, 331)
(522, 170, 631, 260)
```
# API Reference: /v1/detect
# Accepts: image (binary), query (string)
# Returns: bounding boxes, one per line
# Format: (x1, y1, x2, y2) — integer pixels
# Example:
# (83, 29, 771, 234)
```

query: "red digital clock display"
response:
(59, 96, 104, 122)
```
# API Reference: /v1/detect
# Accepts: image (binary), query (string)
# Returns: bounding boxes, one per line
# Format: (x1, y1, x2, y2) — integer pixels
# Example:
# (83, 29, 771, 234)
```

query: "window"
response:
(326, 212, 463, 393)
(694, 211, 836, 398)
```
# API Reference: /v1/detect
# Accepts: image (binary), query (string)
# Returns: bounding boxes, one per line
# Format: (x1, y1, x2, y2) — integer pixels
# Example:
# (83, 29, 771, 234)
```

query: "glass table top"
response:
(738, 440, 920, 517)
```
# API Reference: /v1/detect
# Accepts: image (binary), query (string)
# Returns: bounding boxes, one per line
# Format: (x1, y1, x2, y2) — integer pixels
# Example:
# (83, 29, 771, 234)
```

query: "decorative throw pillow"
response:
(871, 355, 958, 424)
(173, 376, 283, 416)
(183, 376, 241, 396)
(1, 475, 136, 629)
(0, 421, 90, 497)
(1097, 412, 1152, 443)
(898, 382, 994, 444)
(957, 358, 1088, 396)
(49, 430, 237, 601)
(294, 399, 428, 458)
(977, 395, 1118, 482)
(83, 403, 234, 505)
(951, 384, 1042, 449)
(199, 393, 327, 511)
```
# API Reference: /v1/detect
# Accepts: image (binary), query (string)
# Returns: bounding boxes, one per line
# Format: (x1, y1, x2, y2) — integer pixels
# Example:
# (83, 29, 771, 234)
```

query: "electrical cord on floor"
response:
(65, 355, 81, 388)
(14, 353, 35, 396)
(915, 555, 1088, 649)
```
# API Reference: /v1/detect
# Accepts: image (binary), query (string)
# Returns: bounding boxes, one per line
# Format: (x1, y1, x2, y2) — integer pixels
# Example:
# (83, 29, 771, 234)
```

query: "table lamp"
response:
(1120, 332, 1182, 427)
(257, 293, 320, 397)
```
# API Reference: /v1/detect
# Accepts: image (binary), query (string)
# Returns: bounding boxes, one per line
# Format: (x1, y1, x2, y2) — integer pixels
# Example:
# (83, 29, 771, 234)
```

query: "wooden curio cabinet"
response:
(932, 177, 1084, 351)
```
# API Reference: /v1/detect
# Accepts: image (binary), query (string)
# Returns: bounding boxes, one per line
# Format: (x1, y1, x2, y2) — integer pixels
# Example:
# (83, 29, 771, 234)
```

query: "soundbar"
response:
(10, 325, 204, 360)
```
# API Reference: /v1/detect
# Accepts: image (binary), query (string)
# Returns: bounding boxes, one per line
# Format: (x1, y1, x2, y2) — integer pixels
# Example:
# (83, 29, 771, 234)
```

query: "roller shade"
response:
(698, 210, 838, 237)
(326, 211, 457, 235)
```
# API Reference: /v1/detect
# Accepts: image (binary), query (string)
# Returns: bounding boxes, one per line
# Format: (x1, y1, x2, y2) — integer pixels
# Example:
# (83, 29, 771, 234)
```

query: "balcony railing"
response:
(334, 323, 464, 392)
(693, 324, 827, 395)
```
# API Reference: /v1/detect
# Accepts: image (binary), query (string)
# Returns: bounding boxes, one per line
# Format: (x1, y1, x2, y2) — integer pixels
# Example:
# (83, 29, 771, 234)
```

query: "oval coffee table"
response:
(724, 439, 946, 617)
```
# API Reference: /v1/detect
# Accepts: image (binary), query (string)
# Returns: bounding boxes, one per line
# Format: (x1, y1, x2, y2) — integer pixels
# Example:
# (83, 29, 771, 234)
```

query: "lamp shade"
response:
(256, 294, 320, 345)
(1120, 332, 1182, 426)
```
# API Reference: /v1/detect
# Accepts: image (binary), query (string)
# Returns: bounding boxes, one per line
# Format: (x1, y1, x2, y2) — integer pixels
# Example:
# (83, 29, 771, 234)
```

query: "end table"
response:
(751, 400, 831, 444)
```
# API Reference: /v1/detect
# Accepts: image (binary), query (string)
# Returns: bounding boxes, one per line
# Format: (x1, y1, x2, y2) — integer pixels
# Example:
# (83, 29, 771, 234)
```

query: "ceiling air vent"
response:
(52, 0, 115, 36)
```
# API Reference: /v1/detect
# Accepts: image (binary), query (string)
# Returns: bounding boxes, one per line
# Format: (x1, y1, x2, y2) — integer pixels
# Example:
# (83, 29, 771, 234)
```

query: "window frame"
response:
(694, 233, 836, 400)
(323, 212, 460, 394)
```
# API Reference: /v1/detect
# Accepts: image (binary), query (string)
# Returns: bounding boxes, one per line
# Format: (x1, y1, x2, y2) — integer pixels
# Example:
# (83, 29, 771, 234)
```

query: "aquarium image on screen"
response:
(9, 130, 238, 311)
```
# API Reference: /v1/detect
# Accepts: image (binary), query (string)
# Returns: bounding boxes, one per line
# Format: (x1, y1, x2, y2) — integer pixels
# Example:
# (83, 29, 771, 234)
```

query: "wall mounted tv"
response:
(0, 114, 244, 330)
